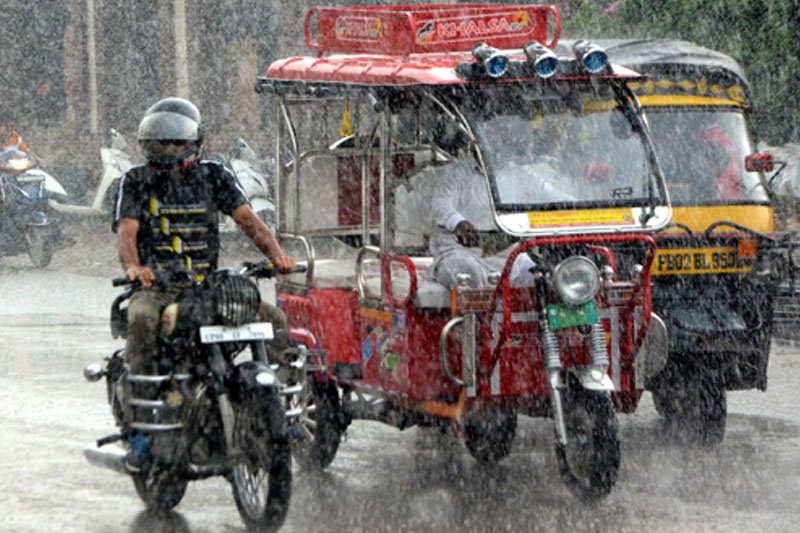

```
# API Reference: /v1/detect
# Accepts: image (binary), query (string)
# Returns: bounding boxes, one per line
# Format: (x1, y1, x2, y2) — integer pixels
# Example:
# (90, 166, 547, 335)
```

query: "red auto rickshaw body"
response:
(258, 4, 671, 500)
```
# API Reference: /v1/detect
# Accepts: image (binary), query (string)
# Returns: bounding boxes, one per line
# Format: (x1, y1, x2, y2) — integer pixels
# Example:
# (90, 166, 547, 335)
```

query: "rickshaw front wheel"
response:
(464, 407, 517, 465)
(556, 388, 620, 501)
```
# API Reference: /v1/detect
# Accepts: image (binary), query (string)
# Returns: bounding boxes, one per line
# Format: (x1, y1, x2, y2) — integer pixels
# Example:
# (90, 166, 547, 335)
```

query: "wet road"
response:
(1, 231, 800, 532)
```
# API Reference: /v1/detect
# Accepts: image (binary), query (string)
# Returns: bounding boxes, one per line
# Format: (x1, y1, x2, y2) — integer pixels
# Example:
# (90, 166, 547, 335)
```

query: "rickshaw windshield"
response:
(645, 108, 768, 204)
(462, 83, 661, 212)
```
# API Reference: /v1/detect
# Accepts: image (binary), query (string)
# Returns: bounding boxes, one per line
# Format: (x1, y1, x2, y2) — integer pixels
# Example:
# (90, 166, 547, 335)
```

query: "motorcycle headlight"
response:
(212, 274, 261, 326)
(8, 158, 31, 171)
(553, 256, 600, 305)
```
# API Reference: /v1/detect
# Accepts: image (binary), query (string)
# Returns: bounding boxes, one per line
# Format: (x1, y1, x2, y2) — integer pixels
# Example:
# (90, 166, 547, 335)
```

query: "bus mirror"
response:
(745, 153, 774, 172)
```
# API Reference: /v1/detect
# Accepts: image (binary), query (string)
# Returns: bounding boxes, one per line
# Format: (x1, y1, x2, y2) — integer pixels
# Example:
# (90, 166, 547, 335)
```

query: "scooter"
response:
(0, 148, 68, 267)
(219, 138, 276, 232)
(49, 128, 135, 219)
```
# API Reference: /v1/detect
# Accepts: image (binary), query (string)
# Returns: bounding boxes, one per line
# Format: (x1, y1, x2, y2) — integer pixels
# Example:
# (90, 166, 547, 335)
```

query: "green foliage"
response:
(563, 0, 800, 143)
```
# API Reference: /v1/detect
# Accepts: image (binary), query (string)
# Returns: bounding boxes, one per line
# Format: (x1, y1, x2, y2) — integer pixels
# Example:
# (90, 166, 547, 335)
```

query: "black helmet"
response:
(137, 97, 203, 170)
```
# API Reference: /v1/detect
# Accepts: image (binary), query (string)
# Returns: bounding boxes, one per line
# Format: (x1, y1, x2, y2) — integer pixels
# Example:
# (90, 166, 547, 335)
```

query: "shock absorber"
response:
(542, 315, 568, 446)
(590, 322, 609, 370)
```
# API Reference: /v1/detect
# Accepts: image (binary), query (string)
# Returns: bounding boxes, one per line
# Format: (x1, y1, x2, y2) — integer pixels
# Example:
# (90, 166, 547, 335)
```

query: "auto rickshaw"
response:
(601, 39, 791, 446)
(257, 4, 671, 500)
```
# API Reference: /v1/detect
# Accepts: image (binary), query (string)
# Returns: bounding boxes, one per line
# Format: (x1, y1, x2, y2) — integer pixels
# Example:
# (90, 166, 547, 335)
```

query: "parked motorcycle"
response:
(219, 138, 276, 232)
(49, 128, 134, 220)
(0, 147, 67, 267)
(83, 261, 305, 530)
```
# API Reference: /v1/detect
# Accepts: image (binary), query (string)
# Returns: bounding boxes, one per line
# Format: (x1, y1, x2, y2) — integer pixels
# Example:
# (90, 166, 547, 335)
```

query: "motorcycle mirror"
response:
(83, 363, 105, 382)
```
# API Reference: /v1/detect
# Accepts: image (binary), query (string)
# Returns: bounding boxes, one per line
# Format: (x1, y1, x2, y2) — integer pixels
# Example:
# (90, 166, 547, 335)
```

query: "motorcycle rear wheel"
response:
(231, 393, 292, 532)
(26, 226, 53, 268)
(132, 469, 188, 513)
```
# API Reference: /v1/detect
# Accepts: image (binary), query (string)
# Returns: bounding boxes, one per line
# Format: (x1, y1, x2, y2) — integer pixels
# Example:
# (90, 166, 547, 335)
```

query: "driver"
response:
(114, 97, 296, 471)
(430, 113, 574, 289)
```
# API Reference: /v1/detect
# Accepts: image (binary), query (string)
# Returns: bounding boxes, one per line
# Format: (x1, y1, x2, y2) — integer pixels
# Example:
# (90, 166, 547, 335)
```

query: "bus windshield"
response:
(645, 108, 768, 204)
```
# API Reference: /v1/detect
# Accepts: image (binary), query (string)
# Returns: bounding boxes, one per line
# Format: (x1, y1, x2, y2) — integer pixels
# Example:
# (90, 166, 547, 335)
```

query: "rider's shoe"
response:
(124, 432, 151, 473)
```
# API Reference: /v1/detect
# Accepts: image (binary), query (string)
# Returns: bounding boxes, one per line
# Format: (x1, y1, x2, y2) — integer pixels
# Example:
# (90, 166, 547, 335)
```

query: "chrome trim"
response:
(130, 422, 183, 431)
(439, 316, 466, 388)
(356, 245, 381, 300)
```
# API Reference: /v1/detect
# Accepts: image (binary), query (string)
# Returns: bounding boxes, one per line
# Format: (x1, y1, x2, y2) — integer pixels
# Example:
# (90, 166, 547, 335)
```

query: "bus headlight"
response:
(553, 256, 600, 305)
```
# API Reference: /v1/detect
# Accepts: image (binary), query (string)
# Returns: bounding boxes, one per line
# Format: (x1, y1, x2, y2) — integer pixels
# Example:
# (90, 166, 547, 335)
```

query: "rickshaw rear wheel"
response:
(291, 381, 343, 470)
(651, 363, 726, 448)
(555, 388, 620, 501)
(464, 407, 517, 465)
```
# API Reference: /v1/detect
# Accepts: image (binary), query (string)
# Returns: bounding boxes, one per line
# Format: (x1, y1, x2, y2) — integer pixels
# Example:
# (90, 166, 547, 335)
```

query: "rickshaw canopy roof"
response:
(592, 39, 751, 107)
(259, 4, 642, 88)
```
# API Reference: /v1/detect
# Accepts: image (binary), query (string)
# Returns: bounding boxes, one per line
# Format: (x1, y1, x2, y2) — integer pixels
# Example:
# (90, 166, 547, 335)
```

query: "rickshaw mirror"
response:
(745, 153, 774, 173)
(609, 107, 634, 139)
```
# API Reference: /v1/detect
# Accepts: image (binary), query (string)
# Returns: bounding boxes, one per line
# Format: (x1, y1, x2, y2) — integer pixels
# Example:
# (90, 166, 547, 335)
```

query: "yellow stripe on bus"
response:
(662, 205, 774, 234)
(635, 94, 746, 108)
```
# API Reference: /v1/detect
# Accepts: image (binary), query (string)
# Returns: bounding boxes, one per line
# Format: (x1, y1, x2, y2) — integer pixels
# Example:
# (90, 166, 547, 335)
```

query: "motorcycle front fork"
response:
(542, 320, 611, 446)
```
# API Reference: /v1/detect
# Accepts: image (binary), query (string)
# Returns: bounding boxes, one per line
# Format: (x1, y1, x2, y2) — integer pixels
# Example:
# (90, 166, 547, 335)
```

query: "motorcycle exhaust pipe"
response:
(83, 443, 128, 475)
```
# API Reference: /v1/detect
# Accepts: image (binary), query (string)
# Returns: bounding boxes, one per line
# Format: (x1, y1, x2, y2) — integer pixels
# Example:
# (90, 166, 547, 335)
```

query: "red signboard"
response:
(304, 4, 561, 55)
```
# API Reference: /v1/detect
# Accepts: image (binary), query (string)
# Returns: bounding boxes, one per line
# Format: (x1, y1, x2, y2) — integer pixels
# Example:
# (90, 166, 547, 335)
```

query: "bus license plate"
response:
(651, 247, 751, 275)
(547, 301, 598, 330)
(199, 322, 274, 344)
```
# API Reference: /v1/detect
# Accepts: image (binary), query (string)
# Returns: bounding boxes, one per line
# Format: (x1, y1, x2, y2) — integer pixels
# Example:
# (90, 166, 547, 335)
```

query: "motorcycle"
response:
(0, 147, 67, 267)
(49, 128, 134, 220)
(83, 261, 305, 530)
(219, 138, 276, 233)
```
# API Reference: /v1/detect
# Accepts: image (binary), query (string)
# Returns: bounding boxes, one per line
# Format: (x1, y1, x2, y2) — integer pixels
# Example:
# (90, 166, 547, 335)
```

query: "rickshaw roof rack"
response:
(261, 5, 645, 89)
(303, 4, 561, 56)
(591, 38, 751, 106)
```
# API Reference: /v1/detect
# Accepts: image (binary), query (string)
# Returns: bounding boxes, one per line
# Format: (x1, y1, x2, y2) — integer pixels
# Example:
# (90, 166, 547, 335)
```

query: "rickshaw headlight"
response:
(553, 256, 600, 305)
(472, 44, 509, 78)
(573, 40, 608, 74)
(524, 41, 558, 79)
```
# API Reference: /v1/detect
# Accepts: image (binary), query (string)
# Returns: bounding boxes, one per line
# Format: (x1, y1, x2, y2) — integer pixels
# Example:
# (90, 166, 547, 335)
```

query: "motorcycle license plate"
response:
(199, 322, 274, 344)
(547, 301, 598, 330)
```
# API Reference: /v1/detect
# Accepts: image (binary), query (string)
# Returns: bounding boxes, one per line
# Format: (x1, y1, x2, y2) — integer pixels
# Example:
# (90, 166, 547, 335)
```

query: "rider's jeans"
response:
(125, 287, 182, 374)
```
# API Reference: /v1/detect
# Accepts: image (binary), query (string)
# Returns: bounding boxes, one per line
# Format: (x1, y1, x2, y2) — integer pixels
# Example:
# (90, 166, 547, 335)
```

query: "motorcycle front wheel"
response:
(132, 469, 188, 513)
(231, 392, 292, 532)
(26, 226, 53, 268)
(555, 387, 620, 501)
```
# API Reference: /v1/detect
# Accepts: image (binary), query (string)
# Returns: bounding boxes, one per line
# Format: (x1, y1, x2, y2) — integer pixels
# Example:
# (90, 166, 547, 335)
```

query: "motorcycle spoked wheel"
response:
(132, 468, 188, 513)
(555, 387, 620, 501)
(231, 392, 292, 532)
(26, 226, 53, 268)
(463, 407, 517, 465)
(290, 380, 342, 470)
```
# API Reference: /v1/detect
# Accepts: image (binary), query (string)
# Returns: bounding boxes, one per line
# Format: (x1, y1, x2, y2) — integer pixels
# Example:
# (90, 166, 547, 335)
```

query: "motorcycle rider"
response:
(113, 97, 296, 471)
(0, 122, 31, 154)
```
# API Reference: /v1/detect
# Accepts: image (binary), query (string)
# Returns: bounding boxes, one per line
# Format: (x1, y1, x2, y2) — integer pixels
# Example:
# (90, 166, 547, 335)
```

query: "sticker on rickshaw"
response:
(651, 246, 752, 275)
(528, 208, 635, 228)
(547, 301, 599, 329)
